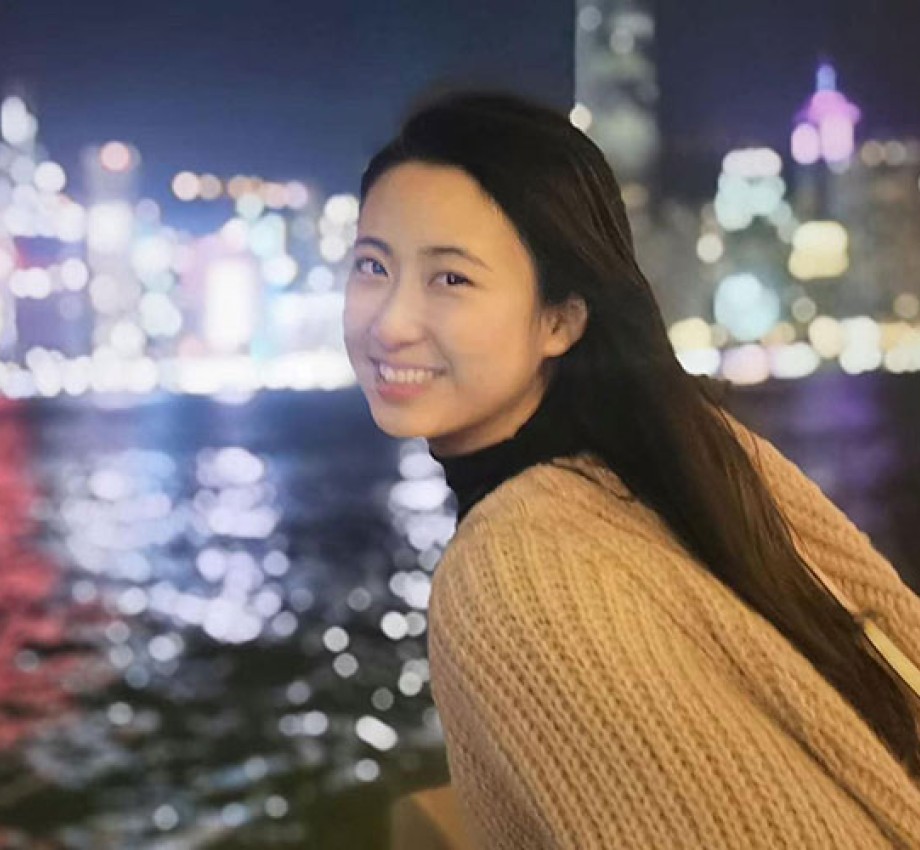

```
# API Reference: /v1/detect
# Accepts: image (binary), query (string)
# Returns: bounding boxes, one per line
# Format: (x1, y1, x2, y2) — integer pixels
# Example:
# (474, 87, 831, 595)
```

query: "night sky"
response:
(1, 0, 918, 231)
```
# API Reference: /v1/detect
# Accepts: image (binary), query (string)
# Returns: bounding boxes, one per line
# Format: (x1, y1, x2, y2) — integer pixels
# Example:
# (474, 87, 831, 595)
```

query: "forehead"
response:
(360, 162, 505, 237)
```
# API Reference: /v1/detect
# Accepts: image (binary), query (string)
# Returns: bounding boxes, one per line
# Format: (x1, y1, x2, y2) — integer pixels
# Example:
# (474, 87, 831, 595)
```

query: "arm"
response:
(429, 520, 902, 849)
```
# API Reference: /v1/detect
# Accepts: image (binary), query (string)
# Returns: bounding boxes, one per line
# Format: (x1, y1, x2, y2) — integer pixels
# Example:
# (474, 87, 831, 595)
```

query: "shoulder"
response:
(450, 449, 670, 548)
(430, 452, 685, 666)
(429, 471, 680, 695)
(436, 450, 686, 595)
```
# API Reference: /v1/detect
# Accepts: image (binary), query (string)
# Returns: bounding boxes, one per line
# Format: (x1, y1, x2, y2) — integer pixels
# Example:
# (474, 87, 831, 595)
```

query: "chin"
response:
(368, 407, 430, 440)
(379, 423, 425, 440)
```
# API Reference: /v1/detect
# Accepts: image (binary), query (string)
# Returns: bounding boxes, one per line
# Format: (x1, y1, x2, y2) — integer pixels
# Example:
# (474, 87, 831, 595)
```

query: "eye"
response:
(353, 256, 386, 276)
(434, 271, 471, 288)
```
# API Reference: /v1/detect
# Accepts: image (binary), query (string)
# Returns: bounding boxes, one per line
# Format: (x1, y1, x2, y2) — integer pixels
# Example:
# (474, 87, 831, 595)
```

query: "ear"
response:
(542, 295, 589, 358)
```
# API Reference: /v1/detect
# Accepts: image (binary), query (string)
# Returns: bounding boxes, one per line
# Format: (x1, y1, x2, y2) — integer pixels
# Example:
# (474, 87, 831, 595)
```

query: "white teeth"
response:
(378, 363, 439, 384)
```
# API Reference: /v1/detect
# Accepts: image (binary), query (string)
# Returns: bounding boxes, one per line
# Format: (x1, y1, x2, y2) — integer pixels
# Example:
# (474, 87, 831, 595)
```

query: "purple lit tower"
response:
(789, 62, 920, 318)
(790, 62, 862, 221)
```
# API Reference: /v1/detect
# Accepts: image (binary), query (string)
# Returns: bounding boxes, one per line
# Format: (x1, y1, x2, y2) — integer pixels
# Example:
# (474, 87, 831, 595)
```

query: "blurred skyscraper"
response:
(838, 138, 920, 319)
(573, 0, 701, 326)
(790, 63, 862, 221)
(574, 0, 661, 192)
(0, 88, 93, 363)
(788, 64, 920, 320)
(81, 141, 146, 357)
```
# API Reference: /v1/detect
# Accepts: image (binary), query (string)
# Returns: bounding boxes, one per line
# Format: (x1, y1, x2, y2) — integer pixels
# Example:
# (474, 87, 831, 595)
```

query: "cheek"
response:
(466, 312, 535, 359)
(342, 290, 372, 339)
(342, 308, 369, 367)
(456, 304, 522, 345)
(450, 323, 535, 383)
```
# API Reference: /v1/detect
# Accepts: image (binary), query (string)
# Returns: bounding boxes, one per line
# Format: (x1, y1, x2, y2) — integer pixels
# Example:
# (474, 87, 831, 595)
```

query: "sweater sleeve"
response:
(724, 411, 920, 672)
(428, 517, 898, 850)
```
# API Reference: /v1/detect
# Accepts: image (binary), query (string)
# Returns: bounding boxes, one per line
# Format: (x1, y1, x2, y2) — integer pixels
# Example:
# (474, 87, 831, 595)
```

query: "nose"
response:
(370, 279, 427, 350)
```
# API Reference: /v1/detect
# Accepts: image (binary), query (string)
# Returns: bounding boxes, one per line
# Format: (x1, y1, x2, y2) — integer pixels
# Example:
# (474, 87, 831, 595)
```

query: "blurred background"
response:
(0, 0, 918, 847)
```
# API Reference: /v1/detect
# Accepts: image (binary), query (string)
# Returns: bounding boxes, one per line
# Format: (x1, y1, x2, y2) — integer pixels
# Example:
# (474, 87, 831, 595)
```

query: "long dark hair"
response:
(358, 87, 920, 774)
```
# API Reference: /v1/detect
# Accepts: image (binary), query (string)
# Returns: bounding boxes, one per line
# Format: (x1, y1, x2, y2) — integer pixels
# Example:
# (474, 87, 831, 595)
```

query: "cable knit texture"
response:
(428, 415, 920, 848)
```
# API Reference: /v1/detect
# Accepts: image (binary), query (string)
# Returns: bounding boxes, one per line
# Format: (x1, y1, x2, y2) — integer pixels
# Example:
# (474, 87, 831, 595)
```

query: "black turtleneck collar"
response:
(429, 380, 585, 525)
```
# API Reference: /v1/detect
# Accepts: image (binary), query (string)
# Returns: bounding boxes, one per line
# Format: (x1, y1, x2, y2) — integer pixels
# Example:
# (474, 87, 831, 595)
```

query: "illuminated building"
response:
(700, 146, 792, 344)
(0, 90, 93, 363)
(574, 0, 660, 190)
(789, 63, 920, 318)
(573, 1, 705, 325)
(792, 63, 862, 169)
(785, 64, 865, 318)
(834, 139, 920, 318)
(81, 141, 148, 358)
(790, 62, 861, 221)
(170, 170, 352, 360)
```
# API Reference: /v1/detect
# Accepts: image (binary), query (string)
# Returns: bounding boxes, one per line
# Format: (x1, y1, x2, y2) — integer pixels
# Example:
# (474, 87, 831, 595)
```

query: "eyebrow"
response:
(353, 236, 492, 271)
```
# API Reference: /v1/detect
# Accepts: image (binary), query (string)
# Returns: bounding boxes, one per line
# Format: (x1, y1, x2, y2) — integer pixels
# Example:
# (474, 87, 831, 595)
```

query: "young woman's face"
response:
(343, 161, 581, 457)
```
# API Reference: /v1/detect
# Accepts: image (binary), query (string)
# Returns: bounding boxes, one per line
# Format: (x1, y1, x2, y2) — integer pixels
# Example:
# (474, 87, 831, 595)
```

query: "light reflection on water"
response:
(0, 372, 917, 848)
(0, 388, 454, 848)
(726, 371, 920, 586)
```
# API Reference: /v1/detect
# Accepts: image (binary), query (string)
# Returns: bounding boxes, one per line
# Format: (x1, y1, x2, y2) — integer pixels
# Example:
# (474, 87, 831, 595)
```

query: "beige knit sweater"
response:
(428, 416, 920, 848)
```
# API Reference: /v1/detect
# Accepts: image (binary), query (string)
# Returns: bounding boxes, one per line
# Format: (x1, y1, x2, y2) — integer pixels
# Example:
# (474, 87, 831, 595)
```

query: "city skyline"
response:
(2, 2, 919, 398)
(1, 0, 918, 230)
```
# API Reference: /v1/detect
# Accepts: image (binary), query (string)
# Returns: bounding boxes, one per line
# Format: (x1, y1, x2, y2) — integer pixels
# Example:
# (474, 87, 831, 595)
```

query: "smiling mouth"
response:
(371, 359, 446, 381)
(374, 367, 443, 388)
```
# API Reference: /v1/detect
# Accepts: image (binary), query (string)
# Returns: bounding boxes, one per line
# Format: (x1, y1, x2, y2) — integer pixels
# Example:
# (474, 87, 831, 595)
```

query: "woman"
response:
(342, 88, 920, 848)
